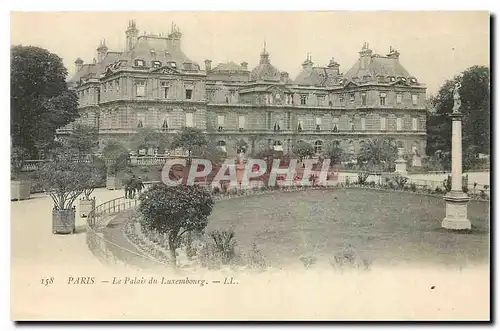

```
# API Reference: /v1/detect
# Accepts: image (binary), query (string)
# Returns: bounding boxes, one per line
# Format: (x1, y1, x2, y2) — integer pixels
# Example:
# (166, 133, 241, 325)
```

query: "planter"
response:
(79, 198, 96, 218)
(106, 175, 122, 190)
(11, 180, 31, 201)
(52, 208, 76, 234)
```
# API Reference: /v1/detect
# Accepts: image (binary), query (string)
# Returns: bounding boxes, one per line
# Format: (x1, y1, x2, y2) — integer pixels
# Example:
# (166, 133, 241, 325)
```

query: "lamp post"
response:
(442, 81, 471, 230)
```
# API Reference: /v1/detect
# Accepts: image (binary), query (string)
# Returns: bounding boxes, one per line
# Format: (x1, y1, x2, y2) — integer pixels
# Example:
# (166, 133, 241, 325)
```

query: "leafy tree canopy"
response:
(427, 65, 490, 156)
(170, 127, 208, 161)
(357, 138, 398, 172)
(11, 45, 79, 158)
(292, 141, 314, 161)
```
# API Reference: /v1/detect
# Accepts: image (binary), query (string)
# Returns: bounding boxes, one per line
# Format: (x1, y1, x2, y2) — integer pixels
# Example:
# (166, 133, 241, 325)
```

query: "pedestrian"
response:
(128, 175, 137, 199)
(136, 177, 145, 196)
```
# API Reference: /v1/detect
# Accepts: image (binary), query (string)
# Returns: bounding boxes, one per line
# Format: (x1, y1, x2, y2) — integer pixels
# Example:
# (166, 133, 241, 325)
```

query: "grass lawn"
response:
(206, 188, 490, 268)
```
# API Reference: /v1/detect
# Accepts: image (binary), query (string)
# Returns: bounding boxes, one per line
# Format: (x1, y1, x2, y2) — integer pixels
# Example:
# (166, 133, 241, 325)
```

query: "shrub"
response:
(247, 243, 268, 270)
(462, 186, 469, 193)
(480, 190, 488, 200)
(388, 181, 395, 189)
(369, 181, 376, 188)
(394, 175, 409, 190)
(410, 183, 417, 192)
(138, 184, 214, 266)
(443, 175, 452, 192)
(209, 230, 237, 265)
(357, 172, 369, 185)
(299, 255, 317, 269)
(435, 187, 443, 194)
(330, 247, 371, 271)
(212, 187, 221, 195)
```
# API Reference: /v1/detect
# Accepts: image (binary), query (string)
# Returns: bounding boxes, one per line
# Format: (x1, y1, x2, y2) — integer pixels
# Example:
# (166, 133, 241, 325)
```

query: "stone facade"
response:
(66, 22, 427, 158)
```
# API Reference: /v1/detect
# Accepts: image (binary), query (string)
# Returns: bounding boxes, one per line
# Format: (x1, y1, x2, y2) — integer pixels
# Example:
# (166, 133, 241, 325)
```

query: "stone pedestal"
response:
(394, 147, 407, 175)
(412, 155, 422, 167)
(442, 112, 471, 230)
(442, 192, 471, 230)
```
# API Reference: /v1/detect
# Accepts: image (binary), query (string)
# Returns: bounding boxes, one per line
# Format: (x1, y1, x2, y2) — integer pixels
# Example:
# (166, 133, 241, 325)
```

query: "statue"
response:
(452, 81, 462, 113)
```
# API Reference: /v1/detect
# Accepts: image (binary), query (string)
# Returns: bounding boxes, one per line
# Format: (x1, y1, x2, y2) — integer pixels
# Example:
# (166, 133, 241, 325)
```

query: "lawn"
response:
(206, 188, 490, 268)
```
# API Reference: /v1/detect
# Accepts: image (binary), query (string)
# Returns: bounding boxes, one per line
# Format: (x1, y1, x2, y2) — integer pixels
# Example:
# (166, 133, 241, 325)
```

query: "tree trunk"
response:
(168, 232, 177, 267)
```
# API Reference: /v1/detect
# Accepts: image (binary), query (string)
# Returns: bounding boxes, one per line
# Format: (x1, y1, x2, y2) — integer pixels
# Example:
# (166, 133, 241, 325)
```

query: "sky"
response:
(10, 11, 490, 96)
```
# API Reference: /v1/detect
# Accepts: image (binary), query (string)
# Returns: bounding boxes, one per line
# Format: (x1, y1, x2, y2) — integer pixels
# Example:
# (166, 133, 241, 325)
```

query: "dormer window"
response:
(410, 78, 417, 84)
(152, 61, 162, 68)
(380, 92, 387, 106)
(401, 77, 407, 82)
(390, 76, 396, 82)
(349, 93, 355, 102)
(169, 62, 177, 68)
(135, 59, 145, 67)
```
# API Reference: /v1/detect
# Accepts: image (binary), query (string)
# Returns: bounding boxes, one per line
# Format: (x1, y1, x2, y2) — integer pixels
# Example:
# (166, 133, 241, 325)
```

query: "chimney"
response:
(75, 57, 84, 72)
(126, 20, 139, 52)
(204, 59, 212, 72)
(302, 53, 313, 71)
(96, 39, 108, 63)
(387, 46, 400, 59)
(280, 72, 289, 82)
(327, 57, 340, 75)
(359, 42, 373, 69)
(240, 61, 248, 70)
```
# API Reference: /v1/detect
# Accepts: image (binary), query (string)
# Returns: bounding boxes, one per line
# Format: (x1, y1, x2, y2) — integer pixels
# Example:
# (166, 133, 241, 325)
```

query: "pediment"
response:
(344, 80, 360, 89)
(151, 66, 180, 75)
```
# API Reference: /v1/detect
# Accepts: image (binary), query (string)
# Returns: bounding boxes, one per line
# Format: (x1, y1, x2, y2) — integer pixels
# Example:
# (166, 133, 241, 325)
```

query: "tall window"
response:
(314, 140, 323, 154)
(286, 112, 291, 130)
(115, 80, 120, 92)
(339, 95, 344, 103)
(297, 120, 304, 132)
(161, 115, 169, 129)
(332, 117, 339, 132)
(185, 112, 194, 127)
(300, 94, 307, 105)
(318, 95, 325, 106)
(185, 88, 193, 100)
(267, 112, 272, 129)
(396, 93, 402, 104)
(135, 80, 145, 97)
(315, 117, 322, 131)
(380, 92, 386, 106)
(396, 117, 402, 131)
(238, 115, 245, 130)
(380, 117, 387, 131)
(412, 94, 418, 105)
(412, 117, 418, 131)
(217, 115, 224, 131)
(349, 93, 355, 102)
(361, 117, 366, 131)
(161, 82, 169, 99)
(285, 93, 293, 105)
(361, 92, 367, 105)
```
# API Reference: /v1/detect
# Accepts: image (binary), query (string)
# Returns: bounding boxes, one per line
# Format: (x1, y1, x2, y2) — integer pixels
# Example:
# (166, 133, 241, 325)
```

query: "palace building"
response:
(66, 20, 427, 159)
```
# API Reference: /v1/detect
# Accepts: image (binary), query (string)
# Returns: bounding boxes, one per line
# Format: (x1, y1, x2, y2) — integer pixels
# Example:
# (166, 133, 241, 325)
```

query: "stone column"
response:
(442, 112, 471, 230)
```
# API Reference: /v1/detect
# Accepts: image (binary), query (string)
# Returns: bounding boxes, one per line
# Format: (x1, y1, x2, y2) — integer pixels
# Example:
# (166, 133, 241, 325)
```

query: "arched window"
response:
(348, 140, 355, 154)
(314, 140, 323, 154)
(161, 115, 169, 129)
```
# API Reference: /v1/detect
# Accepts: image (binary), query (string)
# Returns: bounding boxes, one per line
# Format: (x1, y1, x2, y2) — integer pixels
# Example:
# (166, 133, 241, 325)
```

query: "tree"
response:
(324, 141, 345, 165)
(11, 45, 79, 158)
(61, 124, 99, 161)
(170, 127, 207, 163)
(292, 141, 314, 162)
(427, 66, 490, 157)
(248, 134, 262, 156)
(36, 159, 91, 210)
(128, 128, 170, 155)
(138, 184, 214, 266)
(357, 138, 398, 172)
(101, 139, 130, 176)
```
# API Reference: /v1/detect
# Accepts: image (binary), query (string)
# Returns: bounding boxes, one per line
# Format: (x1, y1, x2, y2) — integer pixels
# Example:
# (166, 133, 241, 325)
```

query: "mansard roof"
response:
(294, 67, 341, 87)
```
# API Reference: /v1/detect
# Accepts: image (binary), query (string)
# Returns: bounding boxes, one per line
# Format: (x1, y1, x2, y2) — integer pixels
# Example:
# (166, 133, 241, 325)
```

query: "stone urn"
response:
(11, 179, 31, 201)
(52, 207, 76, 234)
(106, 175, 122, 190)
(79, 197, 96, 218)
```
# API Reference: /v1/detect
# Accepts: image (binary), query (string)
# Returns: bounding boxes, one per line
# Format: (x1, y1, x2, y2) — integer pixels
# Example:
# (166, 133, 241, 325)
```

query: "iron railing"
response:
(85, 196, 168, 269)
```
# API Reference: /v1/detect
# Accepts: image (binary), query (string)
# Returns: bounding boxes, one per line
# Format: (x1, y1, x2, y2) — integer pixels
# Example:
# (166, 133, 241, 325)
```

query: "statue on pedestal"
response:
(452, 81, 462, 114)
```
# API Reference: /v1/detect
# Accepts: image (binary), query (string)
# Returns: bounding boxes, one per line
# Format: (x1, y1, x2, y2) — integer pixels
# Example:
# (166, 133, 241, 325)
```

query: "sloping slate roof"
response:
(249, 63, 281, 82)
(127, 36, 199, 70)
(344, 55, 411, 81)
(212, 61, 246, 72)
(68, 52, 122, 83)
(295, 67, 339, 87)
